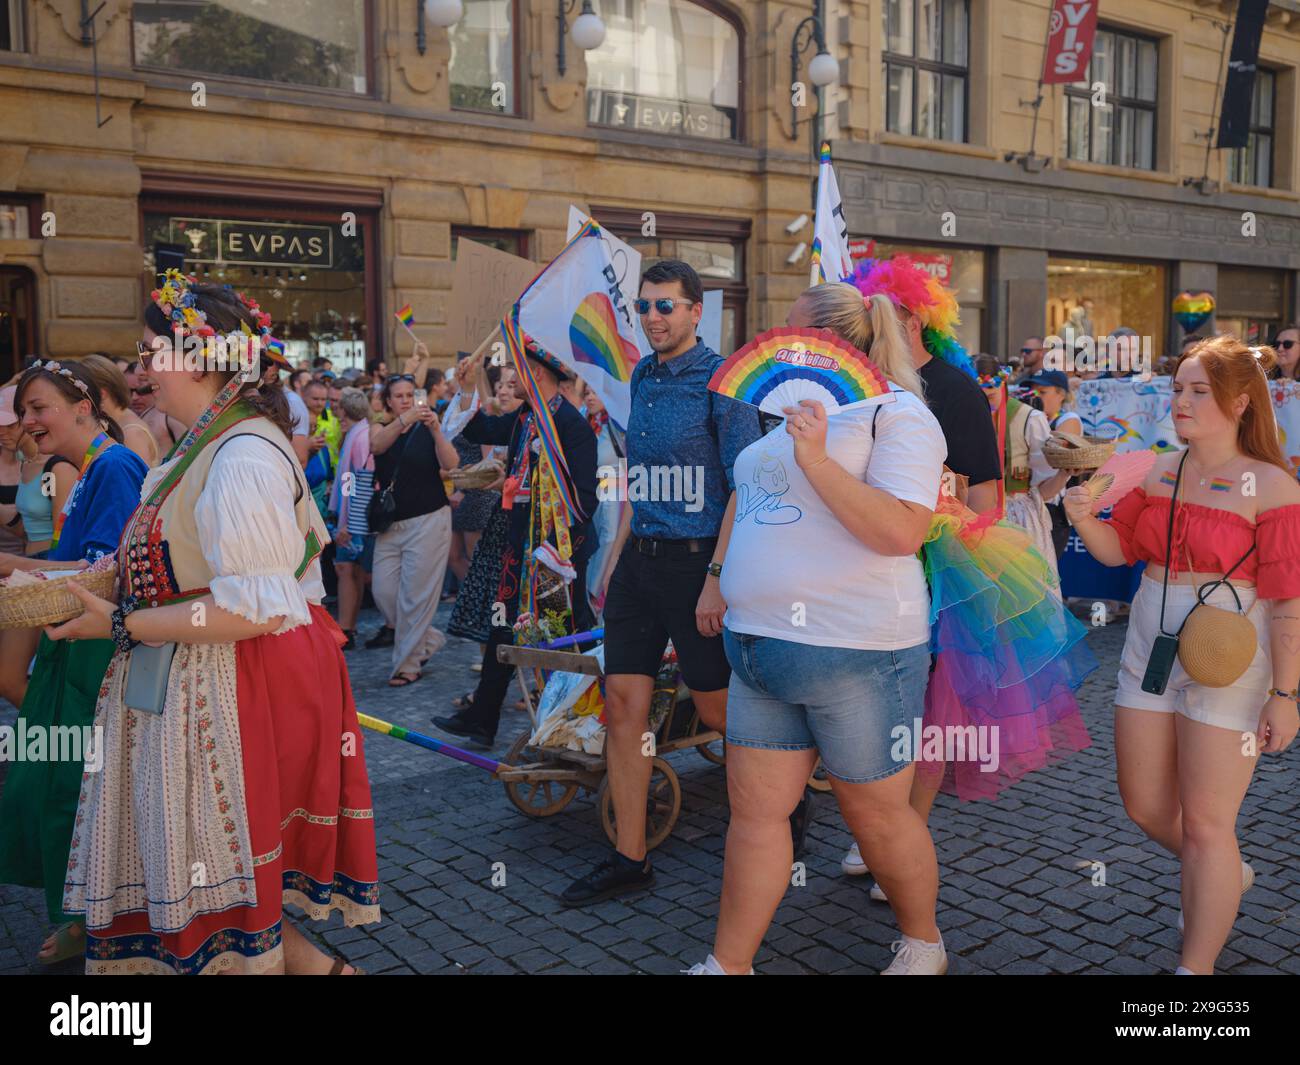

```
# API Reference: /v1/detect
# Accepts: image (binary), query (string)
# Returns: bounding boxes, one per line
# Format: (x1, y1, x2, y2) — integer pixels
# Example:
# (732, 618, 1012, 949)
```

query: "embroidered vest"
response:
(120, 404, 326, 608)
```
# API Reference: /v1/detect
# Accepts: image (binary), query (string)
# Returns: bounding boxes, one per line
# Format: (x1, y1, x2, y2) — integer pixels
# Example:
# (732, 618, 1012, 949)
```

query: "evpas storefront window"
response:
(144, 212, 370, 370)
(449, 0, 516, 114)
(132, 1, 369, 94)
(587, 0, 741, 142)
(1217, 266, 1289, 346)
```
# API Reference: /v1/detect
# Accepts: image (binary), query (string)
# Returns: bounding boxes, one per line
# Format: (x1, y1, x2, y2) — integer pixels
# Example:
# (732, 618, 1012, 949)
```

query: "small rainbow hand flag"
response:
(264, 337, 288, 366)
(395, 304, 415, 330)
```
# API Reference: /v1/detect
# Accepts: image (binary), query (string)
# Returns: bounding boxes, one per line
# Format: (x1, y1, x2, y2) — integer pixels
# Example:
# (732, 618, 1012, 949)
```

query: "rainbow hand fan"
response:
(708, 328, 896, 416)
(1085, 450, 1156, 513)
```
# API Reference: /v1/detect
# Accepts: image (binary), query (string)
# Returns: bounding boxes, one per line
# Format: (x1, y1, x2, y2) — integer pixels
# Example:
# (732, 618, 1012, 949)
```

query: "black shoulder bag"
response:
(368, 427, 411, 535)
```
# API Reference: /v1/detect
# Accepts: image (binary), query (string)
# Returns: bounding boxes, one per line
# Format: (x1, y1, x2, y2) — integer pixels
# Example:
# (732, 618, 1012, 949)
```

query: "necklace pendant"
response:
(1199, 477, 1207, 488)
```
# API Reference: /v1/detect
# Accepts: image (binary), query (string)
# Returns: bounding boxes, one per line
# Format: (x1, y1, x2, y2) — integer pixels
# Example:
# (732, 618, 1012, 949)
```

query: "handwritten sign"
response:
(450, 238, 539, 354)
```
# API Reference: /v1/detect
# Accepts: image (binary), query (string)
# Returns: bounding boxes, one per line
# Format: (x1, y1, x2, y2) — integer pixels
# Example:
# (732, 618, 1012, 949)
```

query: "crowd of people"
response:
(0, 254, 1295, 977)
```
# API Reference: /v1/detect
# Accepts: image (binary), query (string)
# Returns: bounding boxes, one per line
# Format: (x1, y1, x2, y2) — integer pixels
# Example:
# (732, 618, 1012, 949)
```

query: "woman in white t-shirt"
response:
(687, 282, 949, 977)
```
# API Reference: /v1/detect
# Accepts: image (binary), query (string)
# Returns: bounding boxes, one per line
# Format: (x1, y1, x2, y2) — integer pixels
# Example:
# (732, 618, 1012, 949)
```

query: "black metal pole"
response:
(417, 0, 427, 56)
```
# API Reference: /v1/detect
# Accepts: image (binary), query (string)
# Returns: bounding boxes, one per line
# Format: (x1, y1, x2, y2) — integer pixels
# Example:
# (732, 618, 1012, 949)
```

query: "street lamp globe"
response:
(572, 9, 607, 52)
(424, 0, 464, 28)
(808, 50, 838, 88)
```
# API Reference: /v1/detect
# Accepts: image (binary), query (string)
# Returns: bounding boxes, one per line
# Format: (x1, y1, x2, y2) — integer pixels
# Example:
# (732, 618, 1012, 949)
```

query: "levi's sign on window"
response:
(167, 218, 334, 268)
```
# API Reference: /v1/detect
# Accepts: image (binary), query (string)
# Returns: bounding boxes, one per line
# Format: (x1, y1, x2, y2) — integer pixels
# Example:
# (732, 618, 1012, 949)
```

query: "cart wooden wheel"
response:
(807, 757, 833, 793)
(598, 756, 681, 851)
(500, 732, 579, 818)
(697, 736, 726, 765)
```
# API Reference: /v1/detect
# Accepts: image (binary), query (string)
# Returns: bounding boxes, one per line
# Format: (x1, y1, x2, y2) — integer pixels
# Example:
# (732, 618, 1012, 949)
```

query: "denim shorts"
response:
(723, 629, 931, 784)
(335, 533, 375, 571)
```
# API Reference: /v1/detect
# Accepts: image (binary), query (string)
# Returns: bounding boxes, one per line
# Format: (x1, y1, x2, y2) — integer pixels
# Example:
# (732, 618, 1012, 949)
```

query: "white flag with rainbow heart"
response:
(505, 219, 644, 429)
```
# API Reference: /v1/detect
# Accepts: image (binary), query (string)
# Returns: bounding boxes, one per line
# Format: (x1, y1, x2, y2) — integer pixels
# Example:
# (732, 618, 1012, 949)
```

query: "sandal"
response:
(388, 672, 422, 688)
(451, 691, 475, 710)
(328, 957, 364, 975)
(37, 921, 84, 966)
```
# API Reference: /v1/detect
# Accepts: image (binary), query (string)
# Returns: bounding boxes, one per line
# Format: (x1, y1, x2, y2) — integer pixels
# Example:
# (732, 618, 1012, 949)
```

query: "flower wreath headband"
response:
(27, 359, 93, 399)
(976, 367, 1013, 389)
(149, 268, 290, 369)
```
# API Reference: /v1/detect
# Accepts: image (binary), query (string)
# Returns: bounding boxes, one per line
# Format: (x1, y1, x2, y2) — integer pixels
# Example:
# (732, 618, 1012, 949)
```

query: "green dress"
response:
(0, 441, 148, 923)
(0, 637, 114, 922)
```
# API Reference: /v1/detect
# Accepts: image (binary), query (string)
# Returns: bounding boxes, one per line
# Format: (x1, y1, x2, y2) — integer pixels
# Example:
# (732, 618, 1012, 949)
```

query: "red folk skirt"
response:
(83, 606, 380, 974)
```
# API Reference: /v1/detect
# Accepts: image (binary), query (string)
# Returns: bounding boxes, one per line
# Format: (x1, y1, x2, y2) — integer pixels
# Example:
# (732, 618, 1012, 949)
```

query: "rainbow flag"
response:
(395, 304, 415, 329)
(1209, 477, 1233, 493)
(264, 337, 287, 365)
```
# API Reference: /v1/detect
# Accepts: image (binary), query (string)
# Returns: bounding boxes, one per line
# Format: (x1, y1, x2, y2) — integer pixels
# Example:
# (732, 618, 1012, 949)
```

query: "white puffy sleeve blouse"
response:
(192, 435, 325, 635)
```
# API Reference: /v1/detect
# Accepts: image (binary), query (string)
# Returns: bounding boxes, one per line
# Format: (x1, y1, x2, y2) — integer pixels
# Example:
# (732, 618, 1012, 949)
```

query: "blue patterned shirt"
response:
(625, 340, 762, 539)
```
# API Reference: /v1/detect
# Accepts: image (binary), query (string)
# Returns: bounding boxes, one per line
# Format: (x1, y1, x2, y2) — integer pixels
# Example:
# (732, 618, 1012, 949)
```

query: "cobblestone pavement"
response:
(2, 601, 1297, 975)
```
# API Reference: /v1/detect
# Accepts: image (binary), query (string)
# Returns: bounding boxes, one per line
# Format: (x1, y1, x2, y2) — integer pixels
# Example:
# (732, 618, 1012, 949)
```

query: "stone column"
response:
(993, 247, 1048, 367)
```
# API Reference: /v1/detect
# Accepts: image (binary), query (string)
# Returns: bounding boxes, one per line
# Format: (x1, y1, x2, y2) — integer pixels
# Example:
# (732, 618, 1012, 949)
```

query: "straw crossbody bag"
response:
(1141, 451, 1258, 694)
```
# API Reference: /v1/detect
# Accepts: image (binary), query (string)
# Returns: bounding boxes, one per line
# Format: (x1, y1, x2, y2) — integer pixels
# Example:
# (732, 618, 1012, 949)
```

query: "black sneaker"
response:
(431, 714, 494, 751)
(340, 630, 356, 652)
(560, 853, 654, 908)
(365, 626, 395, 649)
(790, 787, 817, 860)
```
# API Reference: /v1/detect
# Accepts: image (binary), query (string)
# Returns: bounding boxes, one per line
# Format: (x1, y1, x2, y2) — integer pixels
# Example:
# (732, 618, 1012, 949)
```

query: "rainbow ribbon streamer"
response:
(357, 712, 502, 773)
(498, 222, 608, 524)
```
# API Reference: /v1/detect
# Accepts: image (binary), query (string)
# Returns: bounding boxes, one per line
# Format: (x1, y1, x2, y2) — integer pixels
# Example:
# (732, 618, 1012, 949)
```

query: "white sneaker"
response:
(1177, 859, 1254, 933)
(683, 953, 752, 975)
(868, 881, 888, 902)
(842, 842, 868, 876)
(881, 934, 948, 975)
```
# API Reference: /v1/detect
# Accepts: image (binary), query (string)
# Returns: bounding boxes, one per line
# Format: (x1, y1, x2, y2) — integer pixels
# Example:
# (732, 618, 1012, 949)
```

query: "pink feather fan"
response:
(1085, 450, 1157, 514)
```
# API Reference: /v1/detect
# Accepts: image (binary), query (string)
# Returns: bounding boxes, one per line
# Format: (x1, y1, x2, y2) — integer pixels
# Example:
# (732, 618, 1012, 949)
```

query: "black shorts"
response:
(602, 541, 732, 693)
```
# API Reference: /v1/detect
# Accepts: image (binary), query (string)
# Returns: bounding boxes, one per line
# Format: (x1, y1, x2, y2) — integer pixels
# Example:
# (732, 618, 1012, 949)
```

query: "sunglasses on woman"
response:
(1278, 339, 1297, 351)
(634, 298, 695, 316)
(386, 374, 416, 383)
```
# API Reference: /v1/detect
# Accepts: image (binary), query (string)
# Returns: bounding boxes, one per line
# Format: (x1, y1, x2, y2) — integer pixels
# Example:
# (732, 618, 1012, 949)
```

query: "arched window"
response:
(586, 0, 742, 142)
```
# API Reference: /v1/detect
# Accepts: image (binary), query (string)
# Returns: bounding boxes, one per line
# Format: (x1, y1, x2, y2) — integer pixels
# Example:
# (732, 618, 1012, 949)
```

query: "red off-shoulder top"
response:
(1103, 488, 1300, 599)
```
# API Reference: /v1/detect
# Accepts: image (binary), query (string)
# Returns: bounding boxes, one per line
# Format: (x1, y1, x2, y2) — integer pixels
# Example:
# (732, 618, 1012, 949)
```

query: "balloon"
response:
(1172, 290, 1215, 333)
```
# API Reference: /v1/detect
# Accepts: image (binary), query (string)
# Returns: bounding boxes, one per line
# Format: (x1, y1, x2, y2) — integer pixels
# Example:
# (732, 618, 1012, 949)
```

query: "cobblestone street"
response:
(2, 603, 1297, 976)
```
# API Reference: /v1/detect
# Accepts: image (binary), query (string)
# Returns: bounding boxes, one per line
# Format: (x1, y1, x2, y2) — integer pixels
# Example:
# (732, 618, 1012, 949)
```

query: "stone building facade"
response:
(0, 0, 1297, 377)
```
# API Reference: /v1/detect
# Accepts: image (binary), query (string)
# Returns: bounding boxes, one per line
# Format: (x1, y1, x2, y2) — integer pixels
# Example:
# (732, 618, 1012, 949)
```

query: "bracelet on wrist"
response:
(1268, 687, 1299, 703)
(110, 597, 141, 655)
(801, 454, 830, 472)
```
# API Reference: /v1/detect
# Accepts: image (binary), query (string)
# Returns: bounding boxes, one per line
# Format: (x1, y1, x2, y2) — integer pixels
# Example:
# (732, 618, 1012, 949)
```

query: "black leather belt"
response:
(632, 535, 717, 558)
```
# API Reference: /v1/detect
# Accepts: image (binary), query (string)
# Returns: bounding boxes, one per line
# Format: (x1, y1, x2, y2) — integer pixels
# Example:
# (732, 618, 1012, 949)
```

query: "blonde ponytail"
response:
(794, 283, 925, 400)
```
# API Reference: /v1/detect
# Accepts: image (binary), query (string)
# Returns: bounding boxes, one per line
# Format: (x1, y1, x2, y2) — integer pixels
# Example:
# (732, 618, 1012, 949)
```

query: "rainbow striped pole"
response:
(357, 712, 503, 773)
(534, 627, 604, 651)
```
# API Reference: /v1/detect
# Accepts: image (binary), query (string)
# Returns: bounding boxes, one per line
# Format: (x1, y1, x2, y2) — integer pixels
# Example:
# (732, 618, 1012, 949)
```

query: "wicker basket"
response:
(1042, 430, 1116, 471)
(0, 566, 118, 630)
(448, 458, 505, 490)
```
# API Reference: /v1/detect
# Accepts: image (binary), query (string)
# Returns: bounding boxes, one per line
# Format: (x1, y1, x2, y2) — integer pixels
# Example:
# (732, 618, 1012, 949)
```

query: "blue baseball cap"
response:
(1023, 369, 1069, 391)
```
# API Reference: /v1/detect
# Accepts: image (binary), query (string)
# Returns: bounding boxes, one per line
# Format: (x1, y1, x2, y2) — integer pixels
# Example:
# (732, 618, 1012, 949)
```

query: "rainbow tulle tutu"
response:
(918, 497, 1096, 801)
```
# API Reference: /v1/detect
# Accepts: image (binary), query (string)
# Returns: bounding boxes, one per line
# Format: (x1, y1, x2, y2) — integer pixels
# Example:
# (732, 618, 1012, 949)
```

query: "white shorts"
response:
(1115, 575, 1271, 734)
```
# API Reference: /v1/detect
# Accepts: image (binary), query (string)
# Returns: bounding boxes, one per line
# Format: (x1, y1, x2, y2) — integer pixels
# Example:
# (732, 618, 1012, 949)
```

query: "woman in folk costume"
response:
(840, 257, 1096, 901)
(432, 338, 598, 751)
(0, 361, 148, 966)
(53, 275, 379, 974)
(973, 354, 1073, 583)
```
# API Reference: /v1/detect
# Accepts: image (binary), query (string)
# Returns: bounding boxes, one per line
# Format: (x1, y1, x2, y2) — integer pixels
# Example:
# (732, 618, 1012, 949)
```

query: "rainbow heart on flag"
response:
(1172, 291, 1214, 333)
(708, 327, 895, 416)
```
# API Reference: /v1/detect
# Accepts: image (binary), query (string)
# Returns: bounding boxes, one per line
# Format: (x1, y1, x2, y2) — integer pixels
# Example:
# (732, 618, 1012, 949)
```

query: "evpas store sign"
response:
(165, 218, 334, 269)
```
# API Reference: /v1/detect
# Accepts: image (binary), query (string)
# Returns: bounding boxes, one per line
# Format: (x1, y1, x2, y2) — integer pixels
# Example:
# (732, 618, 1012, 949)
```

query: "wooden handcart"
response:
(493, 643, 726, 851)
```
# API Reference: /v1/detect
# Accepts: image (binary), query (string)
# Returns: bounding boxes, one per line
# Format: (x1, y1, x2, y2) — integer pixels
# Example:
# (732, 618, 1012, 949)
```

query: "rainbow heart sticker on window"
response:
(1172, 291, 1215, 333)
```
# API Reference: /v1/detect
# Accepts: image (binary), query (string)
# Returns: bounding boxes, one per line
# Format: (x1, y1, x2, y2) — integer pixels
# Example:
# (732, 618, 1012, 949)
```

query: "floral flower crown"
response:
(976, 367, 1012, 388)
(28, 359, 93, 398)
(150, 268, 288, 369)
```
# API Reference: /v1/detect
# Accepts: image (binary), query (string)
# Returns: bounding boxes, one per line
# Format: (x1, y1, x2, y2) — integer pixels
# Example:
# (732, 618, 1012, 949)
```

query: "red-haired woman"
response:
(1066, 336, 1300, 975)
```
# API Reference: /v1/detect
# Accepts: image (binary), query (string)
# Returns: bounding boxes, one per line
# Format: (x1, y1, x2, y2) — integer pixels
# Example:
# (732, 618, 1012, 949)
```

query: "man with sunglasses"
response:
(560, 260, 761, 908)
(1013, 336, 1047, 383)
